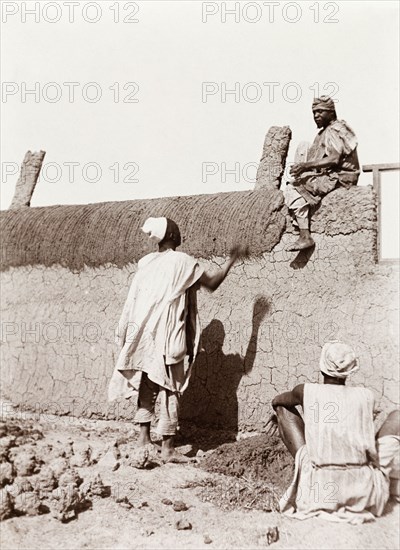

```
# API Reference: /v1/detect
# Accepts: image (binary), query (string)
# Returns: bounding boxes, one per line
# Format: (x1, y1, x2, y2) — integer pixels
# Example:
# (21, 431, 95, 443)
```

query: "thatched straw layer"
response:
(1, 190, 286, 271)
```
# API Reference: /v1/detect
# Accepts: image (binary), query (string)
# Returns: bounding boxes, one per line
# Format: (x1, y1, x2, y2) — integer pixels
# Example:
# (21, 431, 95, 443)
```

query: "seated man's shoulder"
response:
(328, 119, 358, 143)
(345, 385, 375, 402)
(293, 383, 305, 398)
(359, 386, 375, 399)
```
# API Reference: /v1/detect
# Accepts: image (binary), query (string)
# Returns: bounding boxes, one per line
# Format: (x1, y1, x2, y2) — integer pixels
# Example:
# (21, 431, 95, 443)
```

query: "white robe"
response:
(108, 250, 204, 400)
(280, 384, 398, 523)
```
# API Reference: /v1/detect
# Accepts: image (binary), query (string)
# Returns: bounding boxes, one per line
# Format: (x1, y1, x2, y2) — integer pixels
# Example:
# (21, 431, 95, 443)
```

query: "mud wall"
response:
(1, 187, 398, 431)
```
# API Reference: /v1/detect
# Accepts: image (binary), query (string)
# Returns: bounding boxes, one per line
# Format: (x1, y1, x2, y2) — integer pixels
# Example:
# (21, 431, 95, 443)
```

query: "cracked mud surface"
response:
(1, 412, 398, 550)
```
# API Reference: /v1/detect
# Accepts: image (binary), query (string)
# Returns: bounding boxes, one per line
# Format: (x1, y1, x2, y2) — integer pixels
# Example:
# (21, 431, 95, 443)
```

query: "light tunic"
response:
(108, 249, 204, 401)
(280, 384, 399, 523)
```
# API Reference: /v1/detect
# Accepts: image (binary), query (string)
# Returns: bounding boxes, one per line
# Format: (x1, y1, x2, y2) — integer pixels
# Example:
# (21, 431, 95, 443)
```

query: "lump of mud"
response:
(194, 434, 294, 512)
(48, 456, 70, 478)
(0, 489, 14, 520)
(9, 477, 33, 497)
(14, 491, 43, 516)
(0, 436, 18, 463)
(199, 434, 293, 490)
(81, 474, 110, 499)
(0, 421, 43, 447)
(58, 469, 83, 488)
(0, 461, 14, 487)
(34, 443, 54, 463)
(125, 446, 149, 469)
(36, 466, 57, 492)
(49, 484, 83, 522)
(70, 443, 93, 467)
(11, 448, 40, 477)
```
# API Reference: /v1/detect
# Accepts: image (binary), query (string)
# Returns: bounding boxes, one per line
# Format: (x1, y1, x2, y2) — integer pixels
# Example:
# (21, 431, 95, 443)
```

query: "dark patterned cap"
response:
(312, 96, 336, 111)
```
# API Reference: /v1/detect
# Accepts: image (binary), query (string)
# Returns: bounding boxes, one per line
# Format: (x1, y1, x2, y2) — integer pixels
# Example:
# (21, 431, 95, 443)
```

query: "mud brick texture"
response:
(1, 186, 398, 430)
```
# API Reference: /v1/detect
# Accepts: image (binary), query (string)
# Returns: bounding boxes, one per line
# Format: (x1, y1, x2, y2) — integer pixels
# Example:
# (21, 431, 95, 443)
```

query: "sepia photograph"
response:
(1, 1, 399, 548)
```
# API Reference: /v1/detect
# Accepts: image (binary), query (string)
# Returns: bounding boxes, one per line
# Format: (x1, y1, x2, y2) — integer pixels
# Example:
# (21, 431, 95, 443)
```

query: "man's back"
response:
(303, 383, 376, 467)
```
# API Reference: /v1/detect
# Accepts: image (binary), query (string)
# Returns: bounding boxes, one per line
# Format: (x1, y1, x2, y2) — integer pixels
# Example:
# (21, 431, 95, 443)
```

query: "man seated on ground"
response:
(285, 95, 360, 251)
(108, 216, 248, 464)
(272, 341, 400, 523)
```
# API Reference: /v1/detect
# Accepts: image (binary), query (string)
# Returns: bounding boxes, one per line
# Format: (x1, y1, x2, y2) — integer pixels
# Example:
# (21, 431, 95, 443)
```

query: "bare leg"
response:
(134, 373, 159, 446)
(377, 410, 400, 439)
(285, 185, 315, 251)
(275, 406, 306, 458)
(138, 422, 152, 446)
(159, 391, 190, 463)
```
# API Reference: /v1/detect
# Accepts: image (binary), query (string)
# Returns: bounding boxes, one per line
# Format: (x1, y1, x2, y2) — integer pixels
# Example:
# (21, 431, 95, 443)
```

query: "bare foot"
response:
(286, 236, 315, 251)
(161, 451, 192, 464)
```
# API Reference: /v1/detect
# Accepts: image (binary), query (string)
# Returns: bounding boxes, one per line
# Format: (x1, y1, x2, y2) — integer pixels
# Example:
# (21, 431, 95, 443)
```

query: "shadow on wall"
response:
(181, 296, 270, 442)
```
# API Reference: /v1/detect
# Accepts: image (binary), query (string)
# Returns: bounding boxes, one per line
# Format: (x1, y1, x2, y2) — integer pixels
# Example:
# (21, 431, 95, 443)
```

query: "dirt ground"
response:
(0, 409, 399, 550)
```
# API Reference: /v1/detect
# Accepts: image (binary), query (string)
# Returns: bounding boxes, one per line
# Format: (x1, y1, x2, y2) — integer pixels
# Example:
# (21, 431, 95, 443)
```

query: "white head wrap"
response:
(141, 217, 168, 244)
(319, 341, 359, 379)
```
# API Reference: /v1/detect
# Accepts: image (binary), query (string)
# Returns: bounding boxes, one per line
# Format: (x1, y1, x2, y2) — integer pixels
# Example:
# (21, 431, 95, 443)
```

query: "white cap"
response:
(141, 217, 168, 243)
(320, 341, 359, 379)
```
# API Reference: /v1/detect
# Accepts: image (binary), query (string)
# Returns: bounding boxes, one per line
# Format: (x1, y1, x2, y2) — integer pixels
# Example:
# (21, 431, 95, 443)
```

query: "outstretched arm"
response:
(199, 245, 249, 292)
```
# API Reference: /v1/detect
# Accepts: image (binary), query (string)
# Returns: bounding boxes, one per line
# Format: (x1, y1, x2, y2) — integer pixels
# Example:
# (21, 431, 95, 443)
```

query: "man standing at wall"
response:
(272, 341, 400, 522)
(286, 96, 360, 251)
(108, 216, 248, 463)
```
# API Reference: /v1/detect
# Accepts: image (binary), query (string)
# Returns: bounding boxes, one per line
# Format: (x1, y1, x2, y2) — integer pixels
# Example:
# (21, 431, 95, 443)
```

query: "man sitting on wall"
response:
(272, 341, 400, 523)
(108, 216, 248, 463)
(286, 96, 360, 251)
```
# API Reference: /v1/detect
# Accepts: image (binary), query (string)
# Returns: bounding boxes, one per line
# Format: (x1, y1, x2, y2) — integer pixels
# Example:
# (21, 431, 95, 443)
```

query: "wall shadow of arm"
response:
(243, 296, 270, 374)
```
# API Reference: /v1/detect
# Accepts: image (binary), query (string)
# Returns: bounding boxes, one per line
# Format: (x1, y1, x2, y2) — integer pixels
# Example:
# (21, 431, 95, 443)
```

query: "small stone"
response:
(141, 528, 154, 537)
(173, 500, 188, 512)
(266, 527, 279, 545)
(176, 519, 192, 530)
(122, 501, 134, 509)
(204, 534, 212, 544)
(112, 442, 121, 460)
(114, 495, 133, 509)
(112, 462, 120, 471)
(258, 527, 279, 546)
(161, 498, 173, 505)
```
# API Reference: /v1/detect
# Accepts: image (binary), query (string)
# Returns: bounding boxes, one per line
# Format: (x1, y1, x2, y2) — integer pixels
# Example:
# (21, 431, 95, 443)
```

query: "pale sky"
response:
(1, 0, 399, 255)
